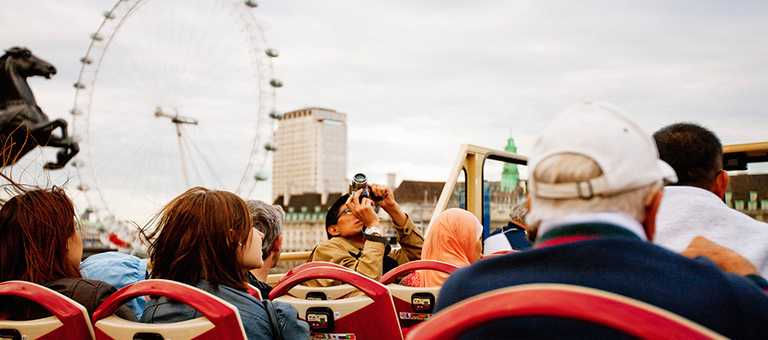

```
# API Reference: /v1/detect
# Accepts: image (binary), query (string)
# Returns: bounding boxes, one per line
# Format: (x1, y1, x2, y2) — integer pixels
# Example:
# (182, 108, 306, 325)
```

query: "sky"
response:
(1, 0, 767, 224)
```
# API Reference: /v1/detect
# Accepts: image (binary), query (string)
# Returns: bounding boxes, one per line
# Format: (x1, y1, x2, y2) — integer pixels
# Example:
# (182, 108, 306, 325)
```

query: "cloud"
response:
(2, 0, 767, 223)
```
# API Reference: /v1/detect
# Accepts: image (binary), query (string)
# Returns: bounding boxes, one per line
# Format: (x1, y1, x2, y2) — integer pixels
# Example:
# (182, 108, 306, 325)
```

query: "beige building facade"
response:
(272, 107, 348, 202)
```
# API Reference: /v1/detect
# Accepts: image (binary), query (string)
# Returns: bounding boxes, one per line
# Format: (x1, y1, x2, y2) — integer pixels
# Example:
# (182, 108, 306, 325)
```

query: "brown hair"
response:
(0, 187, 81, 282)
(143, 187, 252, 290)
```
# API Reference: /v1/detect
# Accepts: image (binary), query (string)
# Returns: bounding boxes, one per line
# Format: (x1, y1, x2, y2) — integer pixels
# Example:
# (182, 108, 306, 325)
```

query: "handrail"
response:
(430, 144, 527, 235)
(280, 251, 312, 262)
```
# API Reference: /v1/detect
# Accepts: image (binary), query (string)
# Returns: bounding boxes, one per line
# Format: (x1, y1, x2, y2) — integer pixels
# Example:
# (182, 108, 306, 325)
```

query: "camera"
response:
(349, 173, 383, 203)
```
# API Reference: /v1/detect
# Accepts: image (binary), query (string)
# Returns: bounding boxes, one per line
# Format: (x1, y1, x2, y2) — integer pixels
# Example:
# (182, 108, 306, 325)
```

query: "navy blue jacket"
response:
(436, 223, 768, 339)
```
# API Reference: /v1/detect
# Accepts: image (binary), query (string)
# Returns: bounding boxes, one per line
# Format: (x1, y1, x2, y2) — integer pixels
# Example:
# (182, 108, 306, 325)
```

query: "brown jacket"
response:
(307, 215, 423, 286)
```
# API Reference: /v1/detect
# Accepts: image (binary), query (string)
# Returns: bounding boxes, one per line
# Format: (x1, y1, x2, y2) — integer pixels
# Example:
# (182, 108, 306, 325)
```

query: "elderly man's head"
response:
(525, 103, 677, 240)
(246, 200, 284, 266)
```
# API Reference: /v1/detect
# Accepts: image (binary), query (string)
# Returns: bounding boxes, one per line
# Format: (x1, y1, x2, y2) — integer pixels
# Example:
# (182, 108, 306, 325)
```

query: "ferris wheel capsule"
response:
(80, 57, 93, 64)
(77, 184, 90, 192)
(269, 79, 283, 88)
(269, 110, 282, 119)
(70, 160, 85, 168)
(73, 82, 86, 90)
(103, 11, 116, 19)
(90, 33, 104, 42)
(70, 108, 83, 116)
(264, 143, 277, 152)
(254, 173, 268, 181)
(244, 0, 258, 8)
(265, 49, 279, 58)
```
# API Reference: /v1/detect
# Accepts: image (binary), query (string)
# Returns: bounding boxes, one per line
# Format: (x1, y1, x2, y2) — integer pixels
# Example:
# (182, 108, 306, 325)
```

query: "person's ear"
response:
(642, 188, 664, 242)
(711, 170, 729, 199)
(272, 235, 283, 254)
(327, 225, 340, 237)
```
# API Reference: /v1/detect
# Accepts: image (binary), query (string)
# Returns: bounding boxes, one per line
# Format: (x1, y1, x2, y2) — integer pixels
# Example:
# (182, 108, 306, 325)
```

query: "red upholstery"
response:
(380, 261, 459, 337)
(379, 260, 459, 285)
(271, 266, 403, 340)
(282, 261, 350, 281)
(406, 284, 726, 340)
(0, 281, 95, 340)
(92, 279, 246, 340)
(246, 284, 263, 300)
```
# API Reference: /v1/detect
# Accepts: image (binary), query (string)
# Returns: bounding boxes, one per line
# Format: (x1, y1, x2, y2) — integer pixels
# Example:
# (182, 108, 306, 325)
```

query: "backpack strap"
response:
(263, 299, 284, 340)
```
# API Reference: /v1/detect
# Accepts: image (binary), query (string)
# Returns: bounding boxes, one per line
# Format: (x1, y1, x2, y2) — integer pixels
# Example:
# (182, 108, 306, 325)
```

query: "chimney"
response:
(387, 172, 397, 189)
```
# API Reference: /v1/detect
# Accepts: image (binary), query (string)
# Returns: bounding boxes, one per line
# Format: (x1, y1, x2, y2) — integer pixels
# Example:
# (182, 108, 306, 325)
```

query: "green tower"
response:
(501, 137, 519, 192)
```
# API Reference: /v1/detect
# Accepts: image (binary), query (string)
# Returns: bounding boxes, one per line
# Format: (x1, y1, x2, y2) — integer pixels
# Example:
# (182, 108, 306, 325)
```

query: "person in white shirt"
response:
(653, 122, 768, 276)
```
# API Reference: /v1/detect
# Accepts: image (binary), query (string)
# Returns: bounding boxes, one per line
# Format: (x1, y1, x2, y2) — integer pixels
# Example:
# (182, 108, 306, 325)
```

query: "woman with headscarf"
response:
(401, 208, 483, 287)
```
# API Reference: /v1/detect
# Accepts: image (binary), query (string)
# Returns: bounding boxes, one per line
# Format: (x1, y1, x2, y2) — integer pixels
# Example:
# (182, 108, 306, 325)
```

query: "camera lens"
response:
(353, 173, 367, 184)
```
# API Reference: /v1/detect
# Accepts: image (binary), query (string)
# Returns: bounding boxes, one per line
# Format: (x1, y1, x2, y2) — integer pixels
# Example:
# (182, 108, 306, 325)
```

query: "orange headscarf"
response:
(418, 208, 483, 287)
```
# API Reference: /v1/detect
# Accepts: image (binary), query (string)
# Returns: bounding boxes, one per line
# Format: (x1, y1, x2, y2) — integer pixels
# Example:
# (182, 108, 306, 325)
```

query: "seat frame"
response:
(92, 279, 247, 340)
(406, 283, 726, 340)
(271, 266, 403, 340)
(0, 280, 95, 340)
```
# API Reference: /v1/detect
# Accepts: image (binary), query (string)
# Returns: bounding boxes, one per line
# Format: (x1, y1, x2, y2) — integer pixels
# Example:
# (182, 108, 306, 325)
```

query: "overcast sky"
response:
(2, 0, 767, 223)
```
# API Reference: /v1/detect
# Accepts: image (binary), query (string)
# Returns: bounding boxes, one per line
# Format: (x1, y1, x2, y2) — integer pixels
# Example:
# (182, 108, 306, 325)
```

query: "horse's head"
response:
(2, 47, 57, 79)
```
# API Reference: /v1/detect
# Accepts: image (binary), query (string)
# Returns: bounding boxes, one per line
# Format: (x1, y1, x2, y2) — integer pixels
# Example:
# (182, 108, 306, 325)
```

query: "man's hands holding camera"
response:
(369, 184, 408, 227)
(348, 183, 408, 228)
(349, 189, 379, 227)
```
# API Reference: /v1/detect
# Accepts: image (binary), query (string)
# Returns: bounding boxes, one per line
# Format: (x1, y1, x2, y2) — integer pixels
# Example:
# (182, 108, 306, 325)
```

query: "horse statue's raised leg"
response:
(31, 118, 79, 170)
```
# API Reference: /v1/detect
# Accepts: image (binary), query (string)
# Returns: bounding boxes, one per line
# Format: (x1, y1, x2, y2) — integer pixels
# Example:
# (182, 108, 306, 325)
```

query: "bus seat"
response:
(271, 266, 403, 340)
(281, 262, 357, 300)
(405, 283, 726, 340)
(246, 284, 263, 300)
(92, 279, 246, 340)
(0, 281, 95, 340)
(379, 260, 459, 336)
(282, 261, 350, 281)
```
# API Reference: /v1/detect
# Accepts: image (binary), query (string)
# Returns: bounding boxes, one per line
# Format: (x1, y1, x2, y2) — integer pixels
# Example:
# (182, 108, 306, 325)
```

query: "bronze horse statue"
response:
(0, 47, 78, 170)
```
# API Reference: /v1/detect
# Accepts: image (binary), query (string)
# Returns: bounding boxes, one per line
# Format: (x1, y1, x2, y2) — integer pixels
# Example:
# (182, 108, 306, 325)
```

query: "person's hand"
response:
(370, 184, 396, 209)
(349, 189, 379, 227)
(370, 184, 408, 227)
(681, 236, 758, 276)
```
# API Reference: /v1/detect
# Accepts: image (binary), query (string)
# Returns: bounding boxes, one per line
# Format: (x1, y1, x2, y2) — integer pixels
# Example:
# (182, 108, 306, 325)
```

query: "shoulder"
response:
(436, 256, 506, 310)
(46, 278, 117, 299)
(46, 278, 137, 319)
(312, 238, 352, 258)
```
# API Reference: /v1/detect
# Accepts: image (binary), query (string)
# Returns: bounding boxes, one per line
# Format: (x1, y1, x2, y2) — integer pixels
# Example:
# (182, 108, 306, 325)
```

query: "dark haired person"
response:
(246, 200, 284, 298)
(654, 123, 768, 275)
(0, 188, 135, 320)
(141, 187, 309, 339)
(307, 184, 423, 286)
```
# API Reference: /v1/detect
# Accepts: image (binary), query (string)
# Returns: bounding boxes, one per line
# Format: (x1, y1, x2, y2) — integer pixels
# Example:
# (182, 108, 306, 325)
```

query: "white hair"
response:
(526, 153, 660, 229)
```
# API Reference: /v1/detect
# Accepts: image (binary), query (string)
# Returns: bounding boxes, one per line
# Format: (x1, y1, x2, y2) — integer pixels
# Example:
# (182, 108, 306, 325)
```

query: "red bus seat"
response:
(282, 261, 351, 281)
(0, 281, 95, 340)
(406, 283, 726, 340)
(379, 260, 459, 334)
(281, 262, 357, 300)
(246, 284, 263, 300)
(270, 266, 403, 340)
(92, 279, 246, 340)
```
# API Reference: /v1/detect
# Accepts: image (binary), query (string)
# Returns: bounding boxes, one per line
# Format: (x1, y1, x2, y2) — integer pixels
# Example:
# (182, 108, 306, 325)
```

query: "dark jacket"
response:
(0, 278, 136, 321)
(437, 222, 768, 339)
(142, 281, 309, 339)
(247, 272, 273, 299)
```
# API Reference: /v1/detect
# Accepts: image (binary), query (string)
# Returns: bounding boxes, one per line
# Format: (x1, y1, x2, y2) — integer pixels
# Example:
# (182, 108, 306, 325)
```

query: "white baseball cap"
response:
(529, 102, 677, 199)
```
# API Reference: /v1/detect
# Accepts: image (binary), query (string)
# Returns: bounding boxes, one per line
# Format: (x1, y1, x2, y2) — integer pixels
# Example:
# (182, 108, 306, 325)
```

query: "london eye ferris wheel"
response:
(69, 0, 281, 224)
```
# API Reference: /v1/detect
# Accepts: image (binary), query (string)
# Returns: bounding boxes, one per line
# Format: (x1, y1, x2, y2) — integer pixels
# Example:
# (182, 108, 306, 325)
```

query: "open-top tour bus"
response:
(2, 142, 765, 339)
